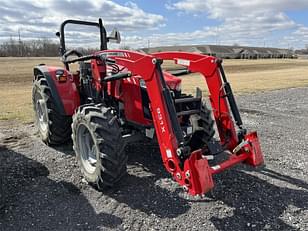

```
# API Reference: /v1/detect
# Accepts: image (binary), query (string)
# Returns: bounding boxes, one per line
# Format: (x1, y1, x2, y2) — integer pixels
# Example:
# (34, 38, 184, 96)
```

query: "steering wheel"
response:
(62, 49, 83, 63)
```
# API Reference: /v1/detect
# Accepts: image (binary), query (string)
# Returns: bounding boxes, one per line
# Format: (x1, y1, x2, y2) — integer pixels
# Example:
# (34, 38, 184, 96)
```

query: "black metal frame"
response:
(59, 18, 108, 57)
(216, 59, 243, 128)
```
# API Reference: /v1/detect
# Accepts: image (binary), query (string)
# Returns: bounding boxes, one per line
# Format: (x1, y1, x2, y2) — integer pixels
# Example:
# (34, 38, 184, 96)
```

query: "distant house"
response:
(139, 44, 294, 59)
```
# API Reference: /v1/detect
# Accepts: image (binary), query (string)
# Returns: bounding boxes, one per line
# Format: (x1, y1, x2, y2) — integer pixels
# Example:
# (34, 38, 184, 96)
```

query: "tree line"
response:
(0, 38, 61, 57)
(0, 38, 106, 57)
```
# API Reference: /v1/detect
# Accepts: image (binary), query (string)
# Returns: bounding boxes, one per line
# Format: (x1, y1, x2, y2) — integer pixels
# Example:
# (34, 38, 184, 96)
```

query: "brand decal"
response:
(156, 107, 166, 133)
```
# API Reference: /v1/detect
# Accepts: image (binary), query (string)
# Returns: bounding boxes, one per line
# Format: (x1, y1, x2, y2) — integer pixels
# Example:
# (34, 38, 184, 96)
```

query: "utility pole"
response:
(18, 28, 22, 56)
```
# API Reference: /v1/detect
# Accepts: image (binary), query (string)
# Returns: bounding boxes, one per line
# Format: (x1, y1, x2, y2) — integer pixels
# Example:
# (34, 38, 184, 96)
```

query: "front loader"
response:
(32, 18, 264, 196)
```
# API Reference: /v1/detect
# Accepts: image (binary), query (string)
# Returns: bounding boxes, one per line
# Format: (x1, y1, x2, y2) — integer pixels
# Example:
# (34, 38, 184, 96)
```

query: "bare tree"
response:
(0, 38, 59, 57)
(0, 38, 132, 57)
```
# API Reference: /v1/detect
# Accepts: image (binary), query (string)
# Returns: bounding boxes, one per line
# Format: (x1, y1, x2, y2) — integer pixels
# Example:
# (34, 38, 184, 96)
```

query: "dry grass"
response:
(179, 60, 308, 95)
(1, 57, 308, 123)
(163, 58, 308, 95)
(0, 84, 33, 122)
(0, 57, 61, 123)
(0, 57, 61, 84)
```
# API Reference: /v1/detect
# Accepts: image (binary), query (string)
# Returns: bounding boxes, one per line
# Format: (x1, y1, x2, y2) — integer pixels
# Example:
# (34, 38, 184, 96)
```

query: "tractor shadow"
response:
(0, 145, 122, 231)
(210, 166, 308, 230)
(111, 141, 308, 228)
(51, 141, 75, 156)
(45, 140, 308, 229)
(47, 140, 190, 218)
(107, 142, 191, 218)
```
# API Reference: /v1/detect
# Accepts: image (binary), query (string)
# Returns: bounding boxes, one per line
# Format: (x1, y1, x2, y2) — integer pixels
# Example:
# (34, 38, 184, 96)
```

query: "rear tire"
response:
(32, 76, 72, 145)
(72, 104, 127, 190)
(189, 101, 215, 150)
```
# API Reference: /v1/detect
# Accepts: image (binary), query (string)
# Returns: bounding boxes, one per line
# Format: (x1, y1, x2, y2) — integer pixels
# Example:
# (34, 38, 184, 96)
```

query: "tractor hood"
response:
(163, 71, 182, 91)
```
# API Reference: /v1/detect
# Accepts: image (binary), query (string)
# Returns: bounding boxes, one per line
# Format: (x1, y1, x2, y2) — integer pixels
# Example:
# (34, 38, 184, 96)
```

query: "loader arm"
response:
(100, 50, 264, 196)
(152, 51, 239, 149)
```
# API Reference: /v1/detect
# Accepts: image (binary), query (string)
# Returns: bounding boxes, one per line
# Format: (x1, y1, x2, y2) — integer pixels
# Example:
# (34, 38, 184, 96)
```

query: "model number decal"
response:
(177, 59, 190, 66)
(156, 107, 166, 133)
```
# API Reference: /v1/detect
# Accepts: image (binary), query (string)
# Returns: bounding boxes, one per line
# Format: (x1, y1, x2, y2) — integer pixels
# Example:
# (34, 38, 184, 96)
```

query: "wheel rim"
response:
(36, 98, 48, 132)
(77, 124, 97, 174)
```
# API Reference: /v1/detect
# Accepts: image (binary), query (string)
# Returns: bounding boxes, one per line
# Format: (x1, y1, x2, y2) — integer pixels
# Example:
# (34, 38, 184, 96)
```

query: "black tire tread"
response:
(189, 101, 215, 150)
(32, 76, 72, 145)
(72, 104, 127, 190)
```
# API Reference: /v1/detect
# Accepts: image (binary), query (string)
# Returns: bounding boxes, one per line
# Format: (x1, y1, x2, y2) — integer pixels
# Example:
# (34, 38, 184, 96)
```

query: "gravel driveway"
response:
(0, 87, 307, 231)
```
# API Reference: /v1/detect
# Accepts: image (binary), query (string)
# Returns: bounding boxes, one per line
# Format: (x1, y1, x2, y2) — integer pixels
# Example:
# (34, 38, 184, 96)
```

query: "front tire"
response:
(72, 104, 127, 190)
(32, 76, 72, 145)
(189, 101, 215, 150)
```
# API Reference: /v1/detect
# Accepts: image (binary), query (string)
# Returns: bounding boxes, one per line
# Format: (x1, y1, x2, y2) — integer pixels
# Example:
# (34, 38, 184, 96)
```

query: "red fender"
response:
(34, 65, 80, 115)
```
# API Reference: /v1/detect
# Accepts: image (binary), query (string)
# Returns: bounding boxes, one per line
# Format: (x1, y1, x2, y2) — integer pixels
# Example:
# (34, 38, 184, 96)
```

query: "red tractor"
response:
(32, 19, 264, 196)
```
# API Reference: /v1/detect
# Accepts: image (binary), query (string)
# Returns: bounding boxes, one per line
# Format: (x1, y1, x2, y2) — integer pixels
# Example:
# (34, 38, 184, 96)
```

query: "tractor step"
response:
(177, 109, 200, 116)
(174, 97, 201, 104)
(174, 96, 202, 117)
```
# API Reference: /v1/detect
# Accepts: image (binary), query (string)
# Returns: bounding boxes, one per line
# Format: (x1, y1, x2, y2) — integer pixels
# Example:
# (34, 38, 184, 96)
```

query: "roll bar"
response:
(58, 18, 108, 56)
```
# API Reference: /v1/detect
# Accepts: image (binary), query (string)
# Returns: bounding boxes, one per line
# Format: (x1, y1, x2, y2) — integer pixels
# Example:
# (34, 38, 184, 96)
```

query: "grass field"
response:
(1, 57, 308, 123)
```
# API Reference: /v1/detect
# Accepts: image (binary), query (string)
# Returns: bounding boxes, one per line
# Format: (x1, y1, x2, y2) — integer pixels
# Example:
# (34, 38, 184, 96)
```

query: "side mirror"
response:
(55, 32, 60, 37)
(108, 28, 121, 44)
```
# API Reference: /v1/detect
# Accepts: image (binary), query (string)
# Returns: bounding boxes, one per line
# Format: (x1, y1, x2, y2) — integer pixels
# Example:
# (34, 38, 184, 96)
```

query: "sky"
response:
(1, 0, 308, 49)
